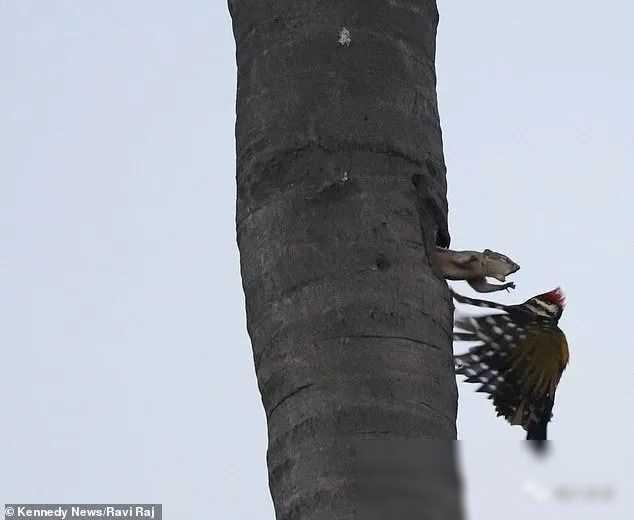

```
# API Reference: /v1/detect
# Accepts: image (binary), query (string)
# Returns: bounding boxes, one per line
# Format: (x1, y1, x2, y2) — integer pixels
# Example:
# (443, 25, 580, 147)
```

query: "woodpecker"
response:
(452, 288, 569, 450)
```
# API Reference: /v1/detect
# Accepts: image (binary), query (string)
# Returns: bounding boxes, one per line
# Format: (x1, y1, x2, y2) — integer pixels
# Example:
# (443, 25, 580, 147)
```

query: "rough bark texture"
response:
(230, 1, 463, 518)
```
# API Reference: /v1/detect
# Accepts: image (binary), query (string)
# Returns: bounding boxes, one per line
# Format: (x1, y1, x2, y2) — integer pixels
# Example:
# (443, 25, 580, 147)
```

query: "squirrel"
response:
(433, 247, 520, 293)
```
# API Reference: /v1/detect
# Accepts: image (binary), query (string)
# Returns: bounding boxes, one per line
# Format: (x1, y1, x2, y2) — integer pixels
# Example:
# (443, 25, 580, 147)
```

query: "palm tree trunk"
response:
(229, 1, 463, 518)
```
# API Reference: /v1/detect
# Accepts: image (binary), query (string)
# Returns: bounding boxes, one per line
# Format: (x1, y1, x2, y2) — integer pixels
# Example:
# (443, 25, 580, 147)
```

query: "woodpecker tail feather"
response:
(527, 427, 548, 454)
(527, 423, 547, 440)
(526, 401, 552, 454)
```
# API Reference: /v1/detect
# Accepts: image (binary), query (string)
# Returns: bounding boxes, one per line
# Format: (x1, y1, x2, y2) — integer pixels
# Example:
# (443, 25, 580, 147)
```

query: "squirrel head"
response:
(482, 249, 520, 281)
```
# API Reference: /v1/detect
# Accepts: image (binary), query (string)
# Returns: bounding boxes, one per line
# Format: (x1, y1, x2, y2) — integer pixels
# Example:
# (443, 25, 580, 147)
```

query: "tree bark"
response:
(229, 1, 463, 518)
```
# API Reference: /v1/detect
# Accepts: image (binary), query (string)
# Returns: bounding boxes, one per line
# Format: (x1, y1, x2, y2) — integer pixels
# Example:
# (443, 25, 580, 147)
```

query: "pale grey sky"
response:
(1, 1, 632, 519)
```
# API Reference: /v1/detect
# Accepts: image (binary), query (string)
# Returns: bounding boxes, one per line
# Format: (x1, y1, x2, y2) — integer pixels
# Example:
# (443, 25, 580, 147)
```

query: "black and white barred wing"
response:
(452, 292, 568, 432)
(453, 310, 533, 400)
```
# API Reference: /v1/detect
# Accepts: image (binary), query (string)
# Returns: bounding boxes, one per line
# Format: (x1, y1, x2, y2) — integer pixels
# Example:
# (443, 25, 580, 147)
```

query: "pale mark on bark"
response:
(338, 27, 351, 46)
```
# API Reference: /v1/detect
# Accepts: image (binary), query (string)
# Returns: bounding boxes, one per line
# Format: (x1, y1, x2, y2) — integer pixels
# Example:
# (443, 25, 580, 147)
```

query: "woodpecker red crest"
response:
(452, 289, 569, 451)
(541, 287, 566, 306)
